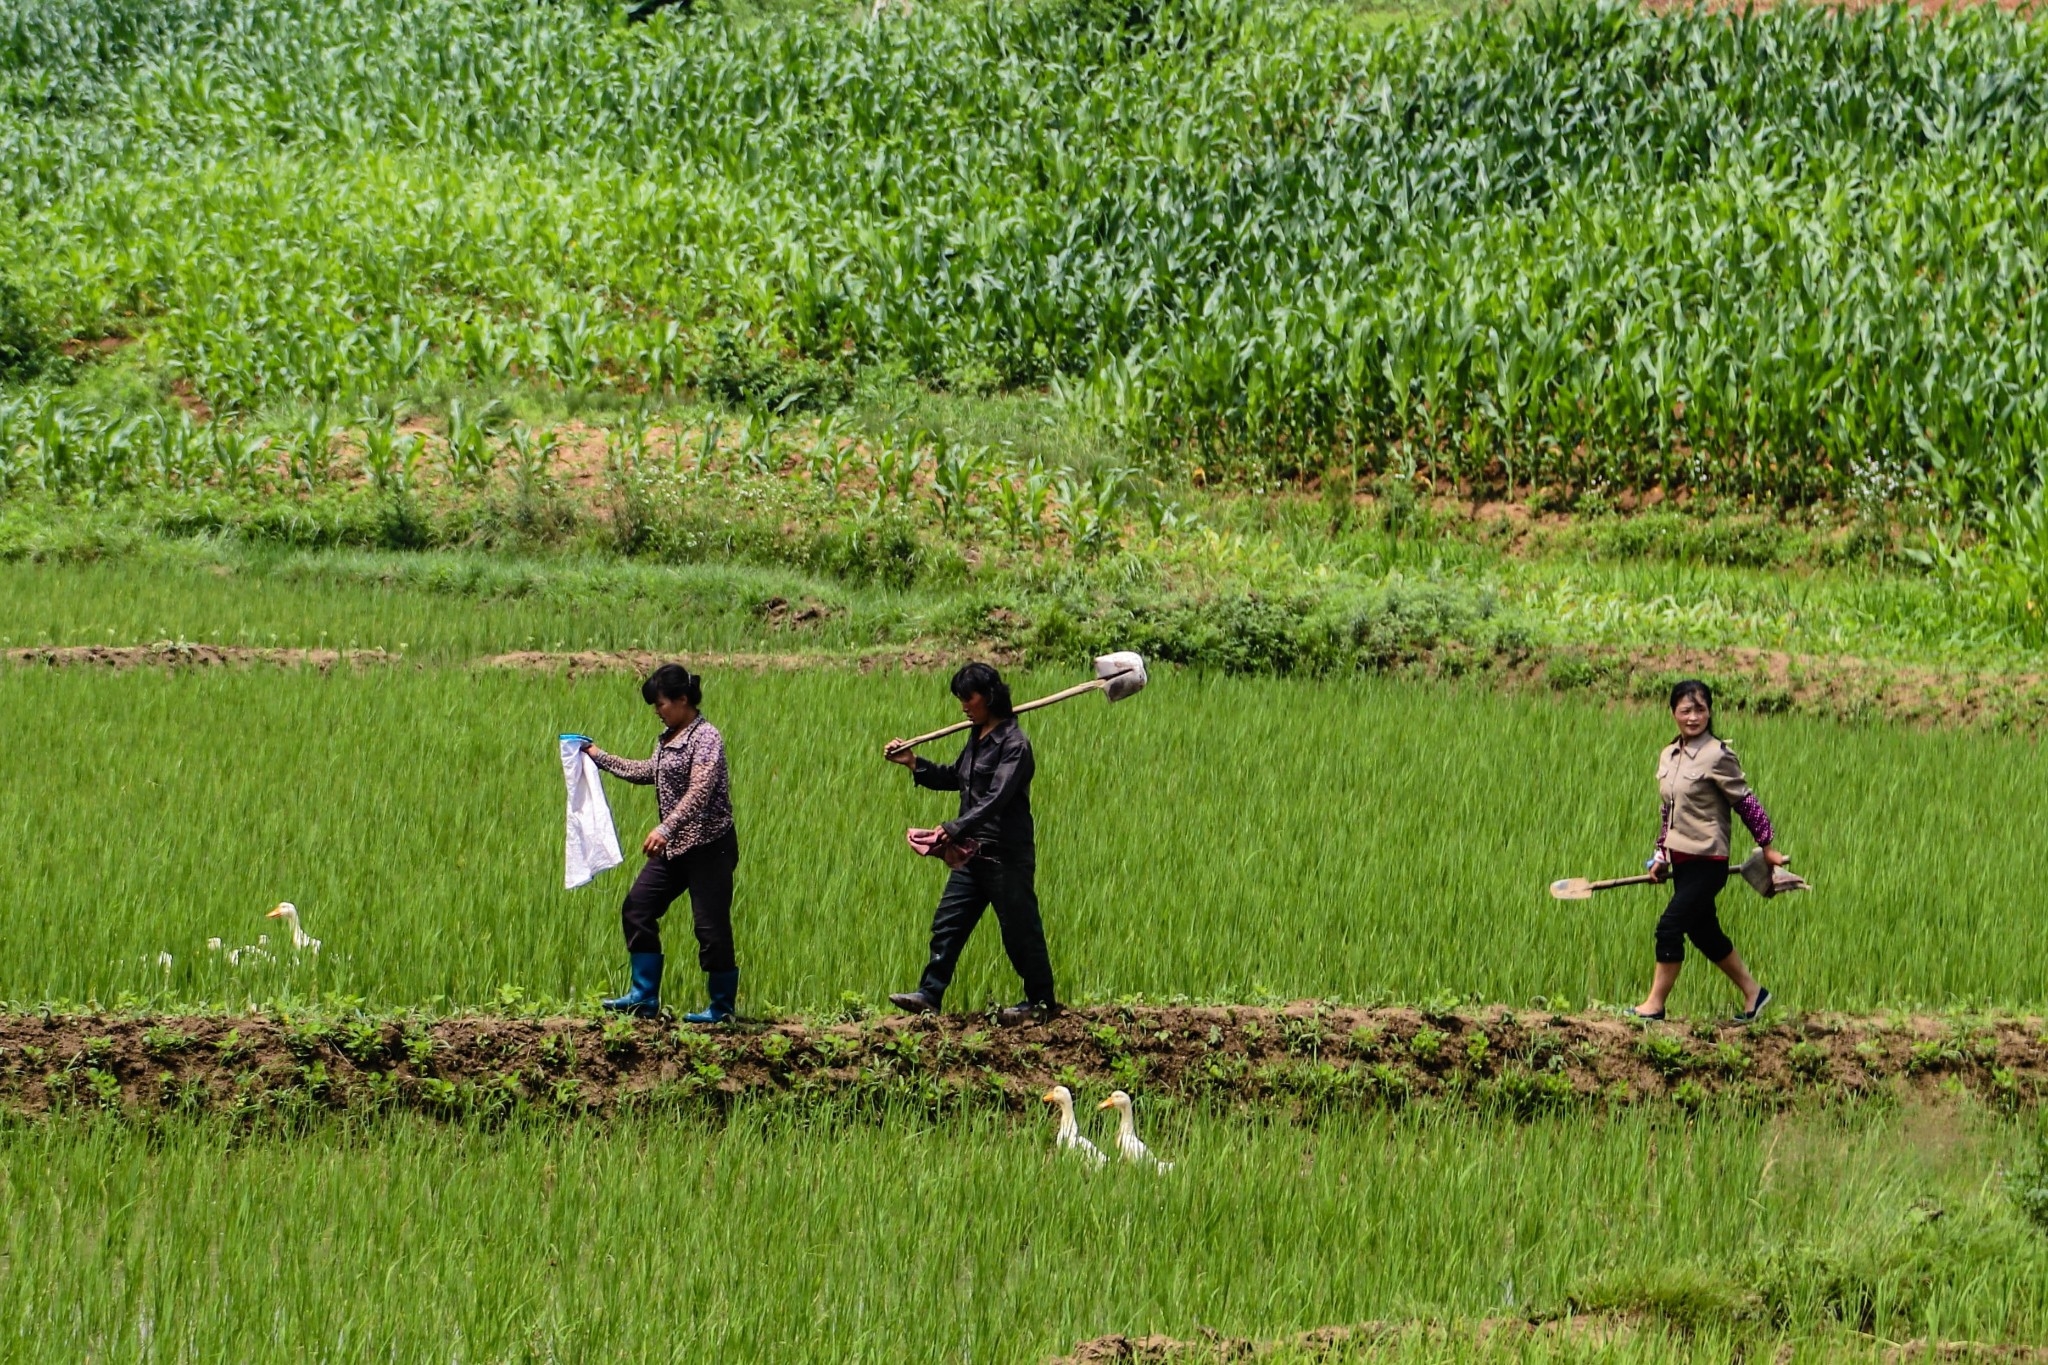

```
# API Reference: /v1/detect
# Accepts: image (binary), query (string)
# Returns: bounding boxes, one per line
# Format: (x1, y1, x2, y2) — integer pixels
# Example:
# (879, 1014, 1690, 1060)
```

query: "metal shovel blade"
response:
(1737, 849, 1809, 898)
(1093, 651, 1148, 702)
(1548, 878, 1595, 901)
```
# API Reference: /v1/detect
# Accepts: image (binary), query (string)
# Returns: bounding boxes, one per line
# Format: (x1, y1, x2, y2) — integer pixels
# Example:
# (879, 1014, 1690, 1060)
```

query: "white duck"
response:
(1097, 1089, 1173, 1173)
(1041, 1085, 1106, 1168)
(267, 902, 320, 954)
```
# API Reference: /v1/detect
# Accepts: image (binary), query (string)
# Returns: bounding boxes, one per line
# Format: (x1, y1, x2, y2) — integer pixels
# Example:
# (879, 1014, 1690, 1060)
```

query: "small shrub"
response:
(1787, 1040, 1830, 1083)
(283, 1022, 332, 1060)
(759, 1033, 793, 1064)
(84, 1068, 122, 1108)
(1408, 1028, 1445, 1064)
(1089, 1024, 1127, 1057)
(402, 1027, 437, 1070)
(338, 1020, 386, 1065)
(1906, 1040, 1953, 1074)
(1637, 1032, 1691, 1078)
(1280, 1014, 1324, 1057)
(601, 1018, 639, 1057)
(1490, 1068, 1574, 1118)
(1347, 1024, 1383, 1056)
(142, 1027, 196, 1058)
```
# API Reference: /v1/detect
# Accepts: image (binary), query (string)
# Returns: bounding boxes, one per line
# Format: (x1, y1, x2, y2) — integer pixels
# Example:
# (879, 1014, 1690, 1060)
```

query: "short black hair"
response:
(642, 663, 702, 708)
(949, 661, 1014, 718)
(1669, 678, 1714, 733)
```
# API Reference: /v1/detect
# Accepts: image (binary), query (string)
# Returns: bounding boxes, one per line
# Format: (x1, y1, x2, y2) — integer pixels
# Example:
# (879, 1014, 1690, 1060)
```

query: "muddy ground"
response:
(2, 1003, 2040, 1125)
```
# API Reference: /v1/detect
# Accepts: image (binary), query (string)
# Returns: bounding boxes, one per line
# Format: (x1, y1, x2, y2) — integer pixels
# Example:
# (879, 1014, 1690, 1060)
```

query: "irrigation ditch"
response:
(4, 1002, 2042, 1126)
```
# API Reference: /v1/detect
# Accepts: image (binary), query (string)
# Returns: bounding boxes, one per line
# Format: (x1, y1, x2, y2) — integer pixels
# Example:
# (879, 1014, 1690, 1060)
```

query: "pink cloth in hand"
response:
(906, 826, 979, 869)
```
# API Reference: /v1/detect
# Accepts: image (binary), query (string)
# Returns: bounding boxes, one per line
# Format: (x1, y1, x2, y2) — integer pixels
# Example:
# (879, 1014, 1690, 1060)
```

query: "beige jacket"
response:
(1655, 734, 1775, 860)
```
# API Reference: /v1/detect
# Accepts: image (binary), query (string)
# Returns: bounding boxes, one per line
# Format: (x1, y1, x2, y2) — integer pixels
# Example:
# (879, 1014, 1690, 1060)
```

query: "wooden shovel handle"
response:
(885, 678, 1107, 755)
(1589, 873, 1662, 892)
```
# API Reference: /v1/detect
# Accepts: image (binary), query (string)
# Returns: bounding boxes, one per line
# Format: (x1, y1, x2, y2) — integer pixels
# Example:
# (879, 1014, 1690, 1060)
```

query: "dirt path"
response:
(10, 636, 2048, 731)
(1055, 1322, 2048, 1363)
(3, 643, 398, 671)
(4, 1002, 2039, 1125)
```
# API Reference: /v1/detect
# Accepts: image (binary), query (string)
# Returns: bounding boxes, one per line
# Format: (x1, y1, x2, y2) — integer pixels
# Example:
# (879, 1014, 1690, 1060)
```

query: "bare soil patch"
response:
(479, 645, 1010, 676)
(3, 643, 398, 671)
(1522, 645, 2048, 731)
(1056, 1320, 2048, 1364)
(12, 638, 2045, 730)
(2, 1003, 2038, 1126)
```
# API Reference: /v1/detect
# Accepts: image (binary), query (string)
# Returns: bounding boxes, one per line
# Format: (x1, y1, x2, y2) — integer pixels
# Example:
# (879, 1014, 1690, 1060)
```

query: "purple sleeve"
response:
(587, 744, 655, 784)
(1733, 792, 1775, 847)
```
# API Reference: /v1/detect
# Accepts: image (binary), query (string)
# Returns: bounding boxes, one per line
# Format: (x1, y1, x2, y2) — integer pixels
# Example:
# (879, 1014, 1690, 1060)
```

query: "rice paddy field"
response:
(10, 0, 2048, 1355)
(4, 561, 2048, 1359)
(3, 1106, 2047, 1362)
(5, 578, 2047, 1014)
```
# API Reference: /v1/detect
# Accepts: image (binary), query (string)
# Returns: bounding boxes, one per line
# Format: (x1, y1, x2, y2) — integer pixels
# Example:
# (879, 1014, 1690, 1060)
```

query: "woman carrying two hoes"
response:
(1631, 679, 1797, 1023)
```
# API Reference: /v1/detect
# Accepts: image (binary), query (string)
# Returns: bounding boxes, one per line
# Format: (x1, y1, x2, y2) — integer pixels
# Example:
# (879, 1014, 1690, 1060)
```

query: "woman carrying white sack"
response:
(579, 663, 740, 1023)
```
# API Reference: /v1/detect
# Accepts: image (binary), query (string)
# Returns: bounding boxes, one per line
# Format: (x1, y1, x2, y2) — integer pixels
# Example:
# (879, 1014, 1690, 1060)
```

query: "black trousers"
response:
(918, 854, 1055, 1006)
(1655, 858, 1734, 965)
(621, 829, 739, 971)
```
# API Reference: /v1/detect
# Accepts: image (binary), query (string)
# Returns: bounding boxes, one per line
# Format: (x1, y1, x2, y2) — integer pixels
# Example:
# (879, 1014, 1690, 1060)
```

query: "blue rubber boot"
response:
(683, 970, 739, 1025)
(602, 952, 664, 1018)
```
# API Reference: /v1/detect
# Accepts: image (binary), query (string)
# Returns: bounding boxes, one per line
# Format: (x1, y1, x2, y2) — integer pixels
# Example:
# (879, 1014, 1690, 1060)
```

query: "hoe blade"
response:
(1093, 651, 1148, 702)
(1548, 878, 1595, 901)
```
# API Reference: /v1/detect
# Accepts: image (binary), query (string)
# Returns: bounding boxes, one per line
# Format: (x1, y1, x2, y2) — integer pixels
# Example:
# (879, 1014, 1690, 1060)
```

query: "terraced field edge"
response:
(5, 1003, 2043, 1126)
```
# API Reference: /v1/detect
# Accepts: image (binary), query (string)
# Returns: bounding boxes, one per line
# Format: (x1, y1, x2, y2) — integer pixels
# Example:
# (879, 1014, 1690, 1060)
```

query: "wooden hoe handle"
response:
(885, 679, 1108, 755)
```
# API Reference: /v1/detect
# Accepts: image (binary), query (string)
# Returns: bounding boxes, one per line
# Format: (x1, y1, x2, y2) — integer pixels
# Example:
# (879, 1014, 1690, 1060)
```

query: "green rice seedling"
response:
(4, 657, 2048, 1013)
(0, 1104, 2045, 1358)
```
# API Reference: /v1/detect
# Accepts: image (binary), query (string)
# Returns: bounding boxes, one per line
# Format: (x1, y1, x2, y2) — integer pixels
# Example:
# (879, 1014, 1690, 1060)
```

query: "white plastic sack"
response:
(560, 737, 624, 890)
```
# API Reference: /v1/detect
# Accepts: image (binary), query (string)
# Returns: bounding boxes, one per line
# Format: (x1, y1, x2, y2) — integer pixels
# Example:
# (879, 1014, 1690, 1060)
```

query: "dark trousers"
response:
(1655, 858, 1734, 965)
(621, 829, 739, 971)
(918, 855, 1056, 1006)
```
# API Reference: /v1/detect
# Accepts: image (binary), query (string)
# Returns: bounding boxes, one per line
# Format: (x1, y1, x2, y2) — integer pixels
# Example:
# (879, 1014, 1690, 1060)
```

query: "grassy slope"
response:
(1, 1106, 2042, 1360)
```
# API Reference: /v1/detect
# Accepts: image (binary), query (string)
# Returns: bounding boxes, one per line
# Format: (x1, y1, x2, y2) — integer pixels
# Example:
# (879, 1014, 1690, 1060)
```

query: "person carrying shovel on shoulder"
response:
(885, 662, 1061, 1025)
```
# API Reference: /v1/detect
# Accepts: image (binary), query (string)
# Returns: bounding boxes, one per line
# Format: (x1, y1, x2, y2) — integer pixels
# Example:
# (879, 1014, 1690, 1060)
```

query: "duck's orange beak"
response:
(1097, 1096, 1115, 1110)
(266, 905, 288, 918)
(1040, 1090, 1058, 1103)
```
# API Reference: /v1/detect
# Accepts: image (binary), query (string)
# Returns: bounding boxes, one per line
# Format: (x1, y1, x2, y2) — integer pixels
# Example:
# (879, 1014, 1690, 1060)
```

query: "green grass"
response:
(0, 1104, 2040, 1361)
(0, 548, 922, 661)
(4, 652, 2045, 1013)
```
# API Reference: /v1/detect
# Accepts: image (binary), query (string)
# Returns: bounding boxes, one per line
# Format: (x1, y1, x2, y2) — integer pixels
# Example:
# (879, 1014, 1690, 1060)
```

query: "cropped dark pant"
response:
(918, 853, 1056, 1007)
(621, 828, 739, 971)
(1655, 858, 1734, 965)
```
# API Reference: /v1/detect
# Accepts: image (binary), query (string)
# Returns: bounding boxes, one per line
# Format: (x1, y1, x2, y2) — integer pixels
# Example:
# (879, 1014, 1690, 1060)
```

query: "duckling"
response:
(1097, 1089, 1173, 1173)
(1041, 1085, 1106, 1168)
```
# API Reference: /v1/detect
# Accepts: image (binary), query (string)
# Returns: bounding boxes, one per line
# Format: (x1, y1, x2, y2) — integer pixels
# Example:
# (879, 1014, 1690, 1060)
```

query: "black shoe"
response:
(889, 991, 939, 1015)
(1736, 986, 1772, 1022)
(1626, 1006, 1665, 1022)
(998, 1000, 1062, 1026)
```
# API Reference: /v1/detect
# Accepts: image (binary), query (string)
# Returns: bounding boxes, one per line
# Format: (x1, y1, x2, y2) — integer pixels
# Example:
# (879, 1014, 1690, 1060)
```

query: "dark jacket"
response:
(913, 717, 1035, 860)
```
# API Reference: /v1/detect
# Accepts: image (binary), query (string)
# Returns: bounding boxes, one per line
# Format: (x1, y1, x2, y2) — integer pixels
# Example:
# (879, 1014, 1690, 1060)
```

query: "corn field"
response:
(4, 0, 2048, 516)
